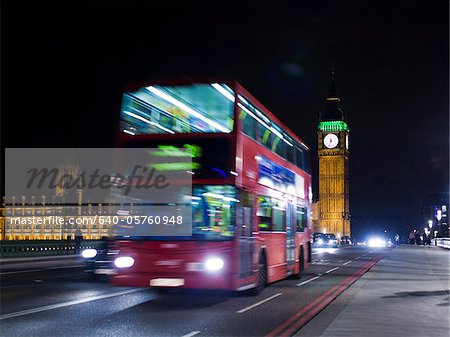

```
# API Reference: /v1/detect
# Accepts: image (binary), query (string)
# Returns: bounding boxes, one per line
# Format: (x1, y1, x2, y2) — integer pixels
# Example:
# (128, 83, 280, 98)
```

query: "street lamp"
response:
(428, 220, 433, 240)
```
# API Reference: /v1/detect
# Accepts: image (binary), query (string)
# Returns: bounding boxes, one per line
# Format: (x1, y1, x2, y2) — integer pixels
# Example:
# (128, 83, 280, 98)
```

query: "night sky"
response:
(2, 0, 449, 239)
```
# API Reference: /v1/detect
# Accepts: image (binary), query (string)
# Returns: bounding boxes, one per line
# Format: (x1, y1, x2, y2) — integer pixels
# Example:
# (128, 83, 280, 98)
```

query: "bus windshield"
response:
(115, 185, 237, 241)
(120, 83, 234, 135)
(191, 185, 237, 240)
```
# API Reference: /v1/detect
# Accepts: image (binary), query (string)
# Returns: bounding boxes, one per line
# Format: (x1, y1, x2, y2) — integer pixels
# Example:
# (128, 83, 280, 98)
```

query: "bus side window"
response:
(271, 124, 285, 158)
(258, 123, 272, 150)
(239, 109, 257, 140)
(256, 196, 272, 231)
(296, 147, 304, 170)
(296, 207, 307, 232)
(272, 207, 286, 231)
(285, 135, 295, 164)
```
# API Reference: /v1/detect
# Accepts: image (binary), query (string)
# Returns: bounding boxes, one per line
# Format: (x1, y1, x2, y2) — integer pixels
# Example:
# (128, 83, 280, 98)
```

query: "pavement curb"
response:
(266, 253, 385, 337)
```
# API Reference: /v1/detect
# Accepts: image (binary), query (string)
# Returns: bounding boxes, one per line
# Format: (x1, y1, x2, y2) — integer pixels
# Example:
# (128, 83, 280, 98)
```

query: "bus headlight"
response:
(81, 249, 97, 259)
(114, 256, 135, 268)
(204, 257, 224, 272)
(328, 239, 334, 245)
(317, 238, 323, 245)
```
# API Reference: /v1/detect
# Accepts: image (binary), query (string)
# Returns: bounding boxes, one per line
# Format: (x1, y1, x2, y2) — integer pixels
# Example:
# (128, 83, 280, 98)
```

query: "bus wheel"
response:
(294, 247, 304, 280)
(250, 254, 267, 296)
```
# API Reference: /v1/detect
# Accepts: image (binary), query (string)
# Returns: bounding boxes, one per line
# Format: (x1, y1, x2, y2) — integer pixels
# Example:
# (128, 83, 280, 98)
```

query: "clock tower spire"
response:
(317, 71, 351, 238)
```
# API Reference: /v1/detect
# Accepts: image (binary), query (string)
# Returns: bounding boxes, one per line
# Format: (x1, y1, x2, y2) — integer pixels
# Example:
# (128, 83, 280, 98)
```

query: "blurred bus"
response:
(111, 80, 312, 294)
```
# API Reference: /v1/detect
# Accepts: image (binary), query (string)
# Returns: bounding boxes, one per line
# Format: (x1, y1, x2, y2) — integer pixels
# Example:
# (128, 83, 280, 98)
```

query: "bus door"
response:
(238, 192, 254, 279)
(286, 203, 296, 274)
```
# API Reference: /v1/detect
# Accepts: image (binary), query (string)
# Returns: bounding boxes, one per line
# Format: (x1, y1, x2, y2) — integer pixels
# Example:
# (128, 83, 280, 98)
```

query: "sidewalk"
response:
(297, 245, 450, 337)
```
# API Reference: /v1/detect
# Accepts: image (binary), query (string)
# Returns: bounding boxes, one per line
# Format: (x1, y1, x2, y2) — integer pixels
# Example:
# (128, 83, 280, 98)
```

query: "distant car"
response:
(81, 239, 118, 280)
(340, 236, 353, 245)
(312, 232, 325, 247)
(322, 234, 338, 248)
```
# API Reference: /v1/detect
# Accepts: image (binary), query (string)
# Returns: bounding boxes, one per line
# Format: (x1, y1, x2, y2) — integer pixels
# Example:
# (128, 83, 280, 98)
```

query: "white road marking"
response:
(355, 256, 362, 260)
(237, 292, 282, 314)
(362, 253, 368, 256)
(0, 265, 83, 275)
(0, 288, 143, 320)
(182, 331, 201, 337)
(0, 284, 19, 290)
(296, 276, 320, 287)
(342, 260, 352, 266)
(0, 269, 44, 275)
(47, 265, 83, 270)
(324, 267, 340, 274)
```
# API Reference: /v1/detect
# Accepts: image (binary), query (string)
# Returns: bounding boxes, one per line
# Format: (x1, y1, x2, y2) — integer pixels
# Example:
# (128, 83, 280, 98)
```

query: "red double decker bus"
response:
(112, 80, 312, 294)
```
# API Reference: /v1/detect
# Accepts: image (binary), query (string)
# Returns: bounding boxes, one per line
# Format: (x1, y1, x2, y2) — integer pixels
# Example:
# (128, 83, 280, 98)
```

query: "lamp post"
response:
(428, 220, 433, 240)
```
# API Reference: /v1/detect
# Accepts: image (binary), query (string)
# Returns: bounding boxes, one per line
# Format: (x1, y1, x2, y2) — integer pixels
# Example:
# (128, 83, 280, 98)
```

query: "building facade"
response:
(422, 193, 449, 238)
(317, 73, 351, 237)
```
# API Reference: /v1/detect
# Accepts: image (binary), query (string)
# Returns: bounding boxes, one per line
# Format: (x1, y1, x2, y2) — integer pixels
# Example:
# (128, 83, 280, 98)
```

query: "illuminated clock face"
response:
(323, 133, 339, 149)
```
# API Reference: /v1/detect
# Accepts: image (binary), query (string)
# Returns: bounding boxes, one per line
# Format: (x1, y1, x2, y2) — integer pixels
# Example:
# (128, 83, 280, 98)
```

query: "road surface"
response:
(1, 246, 385, 337)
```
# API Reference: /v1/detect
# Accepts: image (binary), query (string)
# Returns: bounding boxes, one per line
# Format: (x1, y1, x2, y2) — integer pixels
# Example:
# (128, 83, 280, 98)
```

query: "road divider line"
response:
(325, 267, 339, 274)
(182, 331, 200, 337)
(0, 288, 143, 320)
(0, 269, 44, 275)
(355, 256, 361, 260)
(343, 261, 352, 266)
(296, 276, 320, 287)
(237, 293, 282, 314)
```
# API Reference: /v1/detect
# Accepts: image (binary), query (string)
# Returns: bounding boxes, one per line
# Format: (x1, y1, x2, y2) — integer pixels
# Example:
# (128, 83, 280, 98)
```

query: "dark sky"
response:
(2, 0, 449, 239)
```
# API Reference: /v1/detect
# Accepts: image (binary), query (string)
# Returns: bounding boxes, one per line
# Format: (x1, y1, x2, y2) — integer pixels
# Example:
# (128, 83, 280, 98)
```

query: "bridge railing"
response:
(0, 240, 105, 258)
(434, 238, 450, 250)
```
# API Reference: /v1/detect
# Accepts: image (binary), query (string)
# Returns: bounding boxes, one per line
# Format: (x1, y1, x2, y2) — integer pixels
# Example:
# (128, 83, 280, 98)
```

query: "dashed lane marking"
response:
(182, 331, 201, 337)
(296, 276, 320, 287)
(0, 288, 143, 320)
(237, 293, 283, 314)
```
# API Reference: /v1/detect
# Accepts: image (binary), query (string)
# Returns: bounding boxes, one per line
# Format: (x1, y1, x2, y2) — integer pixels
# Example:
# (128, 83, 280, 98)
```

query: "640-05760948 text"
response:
(7, 215, 185, 226)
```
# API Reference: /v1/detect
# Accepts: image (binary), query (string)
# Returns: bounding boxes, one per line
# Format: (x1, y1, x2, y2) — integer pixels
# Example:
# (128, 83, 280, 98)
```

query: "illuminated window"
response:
(239, 108, 257, 139)
(295, 145, 311, 173)
(257, 196, 272, 231)
(272, 207, 286, 231)
(296, 207, 307, 232)
(285, 134, 295, 164)
(271, 124, 284, 158)
(191, 185, 237, 240)
(121, 83, 234, 134)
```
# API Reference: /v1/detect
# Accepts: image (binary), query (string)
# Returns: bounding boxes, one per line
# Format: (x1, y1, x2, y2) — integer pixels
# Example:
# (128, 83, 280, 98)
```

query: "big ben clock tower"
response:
(318, 72, 351, 237)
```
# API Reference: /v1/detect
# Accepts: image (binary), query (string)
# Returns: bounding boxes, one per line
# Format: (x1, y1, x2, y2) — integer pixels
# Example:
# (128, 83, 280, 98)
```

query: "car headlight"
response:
(114, 256, 135, 268)
(81, 249, 97, 259)
(317, 238, 323, 245)
(204, 257, 224, 272)
(368, 238, 385, 248)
